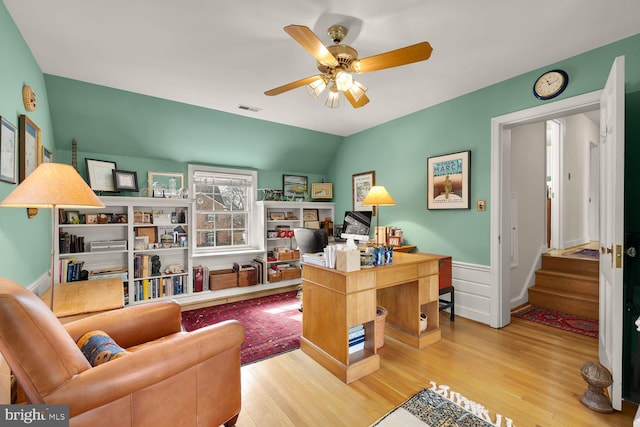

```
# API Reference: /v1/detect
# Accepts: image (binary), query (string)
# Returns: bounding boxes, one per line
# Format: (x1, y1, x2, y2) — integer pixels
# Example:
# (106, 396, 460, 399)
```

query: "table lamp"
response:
(0, 163, 104, 309)
(361, 185, 396, 245)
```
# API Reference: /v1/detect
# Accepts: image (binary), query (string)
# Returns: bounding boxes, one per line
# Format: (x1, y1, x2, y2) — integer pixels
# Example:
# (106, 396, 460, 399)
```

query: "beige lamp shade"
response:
(0, 163, 104, 209)
(361, 185, 396, 206)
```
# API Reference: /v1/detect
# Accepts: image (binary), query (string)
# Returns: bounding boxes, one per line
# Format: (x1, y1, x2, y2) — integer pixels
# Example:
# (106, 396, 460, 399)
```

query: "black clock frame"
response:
(533, 69, 569, 100)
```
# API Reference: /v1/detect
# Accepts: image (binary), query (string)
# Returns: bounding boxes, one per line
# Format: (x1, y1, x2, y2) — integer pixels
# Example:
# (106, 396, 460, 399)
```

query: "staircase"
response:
(528, 254, 599, 320)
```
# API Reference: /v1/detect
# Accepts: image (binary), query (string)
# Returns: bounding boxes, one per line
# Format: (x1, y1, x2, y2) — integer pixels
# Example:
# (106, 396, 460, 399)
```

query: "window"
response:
(189, 165, 257, 253)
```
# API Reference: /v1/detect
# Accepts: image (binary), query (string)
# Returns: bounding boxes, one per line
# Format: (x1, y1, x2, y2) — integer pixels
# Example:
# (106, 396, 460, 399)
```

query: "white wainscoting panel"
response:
(449, 261, 493, 326)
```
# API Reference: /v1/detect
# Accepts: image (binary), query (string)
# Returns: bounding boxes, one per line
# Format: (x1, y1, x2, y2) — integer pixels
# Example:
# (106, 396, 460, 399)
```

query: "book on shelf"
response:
(193, 265, 204, 292)
(88, 267, 128, 281)
(348, 341, 365, 354)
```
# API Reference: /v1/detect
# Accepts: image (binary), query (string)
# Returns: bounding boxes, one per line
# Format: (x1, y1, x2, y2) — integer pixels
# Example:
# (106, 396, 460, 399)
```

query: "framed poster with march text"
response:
(427, 150, 470, 210)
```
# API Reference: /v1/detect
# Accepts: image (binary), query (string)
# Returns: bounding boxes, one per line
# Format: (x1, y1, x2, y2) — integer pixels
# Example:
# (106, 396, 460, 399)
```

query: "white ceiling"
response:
(5, 0, 639, 137)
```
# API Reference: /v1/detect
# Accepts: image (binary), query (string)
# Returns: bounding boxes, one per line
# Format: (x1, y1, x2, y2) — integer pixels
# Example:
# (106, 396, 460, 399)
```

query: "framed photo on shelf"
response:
(66, 211, 80, 224)
(311, 182, 333, 199)
(302, 208, 319, 221)
(427, 150, 471, 210)
(86, 158, 117, 192)
(352, 170, 375, 213)
(282, 174, 307, 200)
(387, 235, 402, 247)
(0, 116, 17, 183)
(112, 169, 139, 192)
(86, 213, 98, 224)
(19, 115, 41, 183)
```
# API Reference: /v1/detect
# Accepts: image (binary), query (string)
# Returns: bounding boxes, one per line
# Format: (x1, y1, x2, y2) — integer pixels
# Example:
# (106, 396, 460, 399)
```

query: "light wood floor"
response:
(237, 313, 637, 427)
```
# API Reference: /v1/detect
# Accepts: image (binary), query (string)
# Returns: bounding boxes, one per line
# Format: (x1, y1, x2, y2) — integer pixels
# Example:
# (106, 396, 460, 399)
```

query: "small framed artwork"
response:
(19, 115, 41, 183)
(352, 171, 376, 213)
(136, 226, 158, 243)
(41, 146, 53, 164)
(66, 211, 80, 224)
(113, 169, 139, 192)
(302, 208, 319, 222)
(0, 116, 17, 183)
(86, 213, 98, 224)
(311, 182, 333, 199)
(269, 212, 286, 220)
(86, 158, 117, 192)
(283, 174, 307, 200)
(427, 150, 471, 210)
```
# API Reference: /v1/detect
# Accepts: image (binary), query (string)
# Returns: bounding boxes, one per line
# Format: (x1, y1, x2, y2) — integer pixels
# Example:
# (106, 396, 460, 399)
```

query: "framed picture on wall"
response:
(19, 115, 41, 183)
(0, 117, 17, 183)
(86, 158, 117, 192)
(427, 150, 471, 210)
(282, 174, 307, 200)
(352, 170, 375, 213)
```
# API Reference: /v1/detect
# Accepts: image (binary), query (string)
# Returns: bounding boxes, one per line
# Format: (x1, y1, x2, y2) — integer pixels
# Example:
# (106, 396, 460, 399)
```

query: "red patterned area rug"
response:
(513, 305, 598, 338)
(181, 291, 301, 365)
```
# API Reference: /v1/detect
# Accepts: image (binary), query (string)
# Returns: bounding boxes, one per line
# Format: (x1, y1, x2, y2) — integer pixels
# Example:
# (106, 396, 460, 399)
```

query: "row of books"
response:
(59, 232, 85, 254)
(133, 254, 156, 279)
(131, 275, 187, 302)
(348, 324, 365, 354)
(58, 258, 86, 282)
(192, 265, 210, 292)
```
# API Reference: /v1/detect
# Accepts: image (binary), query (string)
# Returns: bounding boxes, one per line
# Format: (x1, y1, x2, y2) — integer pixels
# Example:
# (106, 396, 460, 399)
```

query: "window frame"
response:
(188, 164, 258, 255)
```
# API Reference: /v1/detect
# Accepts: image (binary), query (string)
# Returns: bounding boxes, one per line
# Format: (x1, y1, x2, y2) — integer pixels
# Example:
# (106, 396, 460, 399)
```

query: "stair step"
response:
(534, 270, 598, 296)
(541, 254, 598, 276)
(529, 286, 598, 320)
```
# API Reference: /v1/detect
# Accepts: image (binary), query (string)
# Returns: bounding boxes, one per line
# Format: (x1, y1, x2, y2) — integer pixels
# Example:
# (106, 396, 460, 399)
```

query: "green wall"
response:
(331, 33, 640, 265)
(0, 1, 54, 286)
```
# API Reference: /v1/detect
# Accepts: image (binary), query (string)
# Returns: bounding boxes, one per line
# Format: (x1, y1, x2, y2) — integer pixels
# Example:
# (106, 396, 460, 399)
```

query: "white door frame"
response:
(490, 91, 601, 328)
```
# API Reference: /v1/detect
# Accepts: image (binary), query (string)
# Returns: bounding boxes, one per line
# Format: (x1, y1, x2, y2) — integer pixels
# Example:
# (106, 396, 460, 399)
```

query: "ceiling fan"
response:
(264, 24, 433, 109)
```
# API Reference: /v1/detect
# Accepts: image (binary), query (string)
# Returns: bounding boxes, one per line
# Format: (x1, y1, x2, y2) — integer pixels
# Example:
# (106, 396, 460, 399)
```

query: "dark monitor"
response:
(294, 228, 329, 254)
(340, 211, 372, 243)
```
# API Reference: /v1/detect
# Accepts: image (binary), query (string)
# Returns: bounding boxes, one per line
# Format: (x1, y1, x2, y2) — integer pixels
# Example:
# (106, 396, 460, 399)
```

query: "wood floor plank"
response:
(237, 313, 637, 426)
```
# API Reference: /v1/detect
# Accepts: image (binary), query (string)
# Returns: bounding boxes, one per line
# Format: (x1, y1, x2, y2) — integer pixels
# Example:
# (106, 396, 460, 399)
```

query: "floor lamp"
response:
(0, 163, 104, 309)
(361, 185, 396, 245)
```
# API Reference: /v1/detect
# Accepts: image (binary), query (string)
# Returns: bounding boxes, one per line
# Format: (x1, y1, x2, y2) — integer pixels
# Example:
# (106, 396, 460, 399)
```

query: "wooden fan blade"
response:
(344, 90, 370, 108)
(353, 42, 433, 73)
(264, 75, 323, 96)
(284, 25, 339, 67)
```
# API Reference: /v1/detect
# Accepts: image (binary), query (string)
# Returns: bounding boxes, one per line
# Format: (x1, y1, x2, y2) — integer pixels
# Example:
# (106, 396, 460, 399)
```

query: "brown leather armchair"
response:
(0, 278, 244, 427)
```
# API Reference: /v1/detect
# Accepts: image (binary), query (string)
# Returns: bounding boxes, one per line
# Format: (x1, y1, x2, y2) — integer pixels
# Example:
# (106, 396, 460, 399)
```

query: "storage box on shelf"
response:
(54, 197, 193, 307)
(256, 201, 334, 286)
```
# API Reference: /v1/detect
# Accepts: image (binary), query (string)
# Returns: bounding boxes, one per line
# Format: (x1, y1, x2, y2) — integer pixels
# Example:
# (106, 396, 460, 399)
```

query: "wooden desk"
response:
(392, 245, 417, 253)
(41, 278, 124, 323)
(301, 252, 443, 383)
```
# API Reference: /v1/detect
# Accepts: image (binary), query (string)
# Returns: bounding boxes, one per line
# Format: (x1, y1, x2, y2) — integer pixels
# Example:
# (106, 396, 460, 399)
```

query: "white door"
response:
(598, 55, 625, 411)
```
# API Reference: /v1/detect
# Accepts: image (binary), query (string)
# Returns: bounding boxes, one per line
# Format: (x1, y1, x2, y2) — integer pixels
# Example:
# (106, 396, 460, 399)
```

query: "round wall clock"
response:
(22, 85, 37, 112)
(533, 70, 568, 100)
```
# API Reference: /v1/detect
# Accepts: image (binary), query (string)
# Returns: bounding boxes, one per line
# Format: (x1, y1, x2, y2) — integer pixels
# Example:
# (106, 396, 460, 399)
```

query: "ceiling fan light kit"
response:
(265, 23, 432, 109)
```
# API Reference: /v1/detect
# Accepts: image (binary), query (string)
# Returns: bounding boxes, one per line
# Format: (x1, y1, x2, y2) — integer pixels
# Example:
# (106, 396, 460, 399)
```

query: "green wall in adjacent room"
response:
(0, 1, 55, 286)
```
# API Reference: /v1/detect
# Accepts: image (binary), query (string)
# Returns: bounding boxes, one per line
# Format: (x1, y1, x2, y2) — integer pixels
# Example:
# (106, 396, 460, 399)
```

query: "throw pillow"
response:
(77, 330, 129, 366)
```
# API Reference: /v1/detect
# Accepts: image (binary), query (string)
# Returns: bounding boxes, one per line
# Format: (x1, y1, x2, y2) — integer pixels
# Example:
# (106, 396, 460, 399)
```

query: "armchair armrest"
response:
(49, 320, 244, 417)
(64, 300, 182, 348)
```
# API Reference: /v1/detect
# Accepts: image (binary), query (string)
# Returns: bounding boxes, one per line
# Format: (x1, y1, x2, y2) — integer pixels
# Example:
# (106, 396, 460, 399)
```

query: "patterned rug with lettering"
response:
(181, 290, 301, 365)
(371, 382, 515, 427)
(512, 305, 598, 338)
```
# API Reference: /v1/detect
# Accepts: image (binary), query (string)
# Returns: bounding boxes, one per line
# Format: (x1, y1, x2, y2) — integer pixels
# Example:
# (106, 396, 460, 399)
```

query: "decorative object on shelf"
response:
(361, 185, 396, 244)
(311, 182, 333, 199)
(269, 211, 286, 220)
(302, 208, 319, 222)
(86, 158, 117, 193)
(112, 169, 139, 192)
(148, 171, 185, 198)
(427, 150, 471, 210)
(0, 163, 104, 308)
(352, 170, 375, 213)
(419, 312, 428, 332)
(0, 116, 17, 184)
(387, 235, 402, 247)
(533, 69, 568, 100)
(283, 174, 307, 200)
(71, 138, 78, 171)
(22, 85, 36, 112)
(150, 255, 161, 276)
(18, 115, 41, 183)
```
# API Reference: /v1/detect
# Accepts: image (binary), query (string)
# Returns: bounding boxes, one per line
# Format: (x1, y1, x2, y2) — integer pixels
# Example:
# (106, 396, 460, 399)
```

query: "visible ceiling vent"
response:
(238, 104, 261, 113)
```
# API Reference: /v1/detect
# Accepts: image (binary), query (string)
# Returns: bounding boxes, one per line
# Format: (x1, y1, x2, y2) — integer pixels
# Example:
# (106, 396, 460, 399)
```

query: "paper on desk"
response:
(323, 245, 337, 268)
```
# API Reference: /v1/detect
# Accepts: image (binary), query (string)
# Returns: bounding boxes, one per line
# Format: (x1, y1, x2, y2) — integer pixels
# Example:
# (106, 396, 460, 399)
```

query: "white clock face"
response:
(534, 71, 567, 99)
